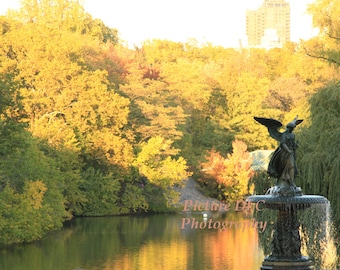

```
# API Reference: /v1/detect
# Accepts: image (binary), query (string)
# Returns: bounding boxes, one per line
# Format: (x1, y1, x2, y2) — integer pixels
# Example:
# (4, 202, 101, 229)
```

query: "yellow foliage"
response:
(23, 180, 47, 209)
(134, 136, 191, 187)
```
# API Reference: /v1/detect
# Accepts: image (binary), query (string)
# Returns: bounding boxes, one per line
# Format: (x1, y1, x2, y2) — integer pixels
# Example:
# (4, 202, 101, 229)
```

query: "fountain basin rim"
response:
(246, 194, 329, 205)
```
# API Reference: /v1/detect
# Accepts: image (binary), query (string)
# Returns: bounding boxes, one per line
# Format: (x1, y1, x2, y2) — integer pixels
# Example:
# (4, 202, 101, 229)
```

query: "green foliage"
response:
(0, 130, 67, 245)
(120, 183, 149, 214)
(0, 184, 58, 245)
(250, 171, 275, 195)
(144, 185, 181, 213)
(79, 168, 121, 216)
(298, 82, 340, 222)
(177, 105, 234, 171)
(79, 167, 150, 216)
(38, 141, 86, 216)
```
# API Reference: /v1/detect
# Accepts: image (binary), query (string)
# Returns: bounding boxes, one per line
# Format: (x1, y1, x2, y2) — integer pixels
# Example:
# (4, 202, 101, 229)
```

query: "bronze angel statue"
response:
(254, 116, 303, 186)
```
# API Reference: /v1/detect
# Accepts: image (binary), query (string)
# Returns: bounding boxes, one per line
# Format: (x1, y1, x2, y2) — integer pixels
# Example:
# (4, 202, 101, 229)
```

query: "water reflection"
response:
(0, 212, 265, 270)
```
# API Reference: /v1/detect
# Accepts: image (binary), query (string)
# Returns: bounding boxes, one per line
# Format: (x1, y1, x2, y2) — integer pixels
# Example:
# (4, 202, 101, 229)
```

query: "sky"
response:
(0, 0, 317, 48)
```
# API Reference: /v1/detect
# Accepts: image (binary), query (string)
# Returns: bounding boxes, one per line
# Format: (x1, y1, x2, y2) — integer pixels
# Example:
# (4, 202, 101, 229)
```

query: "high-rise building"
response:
(246, 0, 290, 48)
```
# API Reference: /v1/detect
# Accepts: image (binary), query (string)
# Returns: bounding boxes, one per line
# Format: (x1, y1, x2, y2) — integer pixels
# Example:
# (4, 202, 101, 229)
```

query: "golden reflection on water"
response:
(117, 240, 189, 269)
(1, 210, 338, 270)
(204, 221, 263, 269)
(111, 212, 264, 270)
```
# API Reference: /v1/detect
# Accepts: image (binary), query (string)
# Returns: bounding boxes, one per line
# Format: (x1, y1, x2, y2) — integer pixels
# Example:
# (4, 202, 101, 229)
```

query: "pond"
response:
(0, 211, 265, 270)
(2, 205, 338, 270)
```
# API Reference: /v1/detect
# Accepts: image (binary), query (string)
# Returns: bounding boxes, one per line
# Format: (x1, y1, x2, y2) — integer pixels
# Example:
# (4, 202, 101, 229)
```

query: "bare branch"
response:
(304, 47, 340, 66)
(326, 32, 340, 41)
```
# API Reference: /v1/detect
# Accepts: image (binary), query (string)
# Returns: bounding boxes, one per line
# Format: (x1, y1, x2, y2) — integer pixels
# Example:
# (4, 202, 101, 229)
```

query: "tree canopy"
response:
(1, 0, 340, 245)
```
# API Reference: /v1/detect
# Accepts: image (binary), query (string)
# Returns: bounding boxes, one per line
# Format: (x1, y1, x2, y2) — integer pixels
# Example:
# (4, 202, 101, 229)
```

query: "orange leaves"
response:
(201, 140, 254, 200)
(201, 150, 225, 183)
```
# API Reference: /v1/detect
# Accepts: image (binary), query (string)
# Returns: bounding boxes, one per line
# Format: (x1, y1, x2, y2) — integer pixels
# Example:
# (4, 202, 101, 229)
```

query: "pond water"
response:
(0, 212, 265, 270)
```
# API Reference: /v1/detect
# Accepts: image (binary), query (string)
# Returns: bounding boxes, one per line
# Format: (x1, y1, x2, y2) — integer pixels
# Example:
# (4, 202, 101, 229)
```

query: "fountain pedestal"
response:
(247, 183, 328, 270)
(260, 260, 313, 270)
(260, 208, 313, 270)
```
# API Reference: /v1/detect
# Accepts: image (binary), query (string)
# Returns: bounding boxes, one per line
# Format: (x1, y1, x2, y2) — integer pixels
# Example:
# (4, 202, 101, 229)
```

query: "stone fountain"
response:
(247, 116, 328, 270)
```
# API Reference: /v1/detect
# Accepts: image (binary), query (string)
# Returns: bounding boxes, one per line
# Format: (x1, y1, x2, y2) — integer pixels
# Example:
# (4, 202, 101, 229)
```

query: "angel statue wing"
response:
(254, 117, 283, 141)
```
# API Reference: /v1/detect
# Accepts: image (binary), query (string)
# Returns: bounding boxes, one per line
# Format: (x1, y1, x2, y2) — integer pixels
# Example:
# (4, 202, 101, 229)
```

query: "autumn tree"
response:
(134, 136, 191, 207)
(0, 0, 137, 227)
(200, 140, 254, 201)
(142, 39, 185, 64)
(304, 0, 340, 66)
(145, 42, 234, 168)
(4, 0, 134, 169)
(120, 76, 186, 143)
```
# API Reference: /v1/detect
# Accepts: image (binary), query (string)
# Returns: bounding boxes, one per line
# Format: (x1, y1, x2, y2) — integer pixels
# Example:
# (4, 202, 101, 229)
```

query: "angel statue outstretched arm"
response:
(254, 116, 303, 185)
